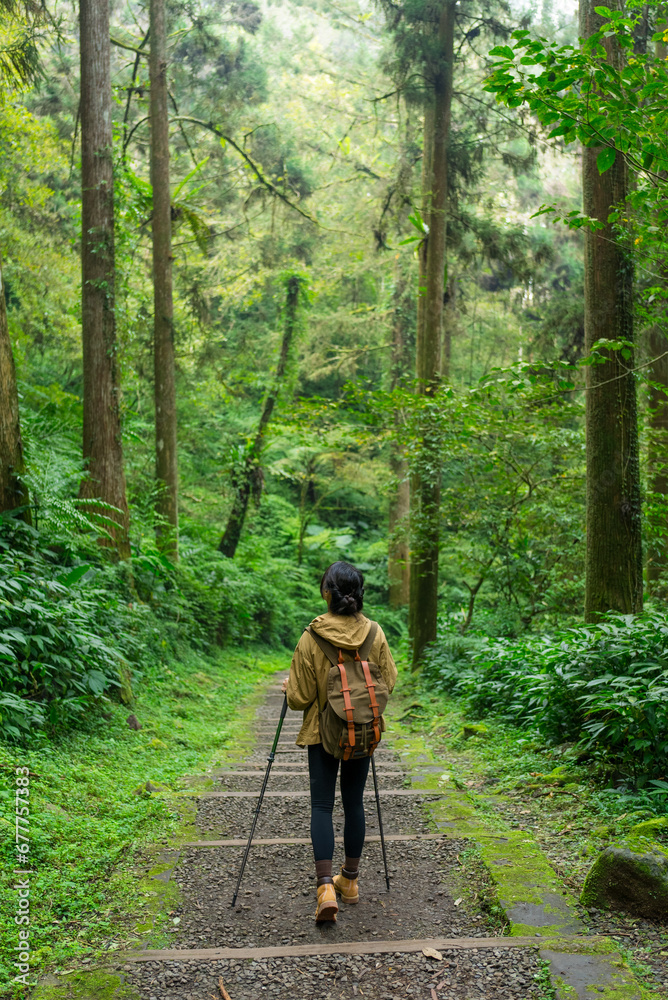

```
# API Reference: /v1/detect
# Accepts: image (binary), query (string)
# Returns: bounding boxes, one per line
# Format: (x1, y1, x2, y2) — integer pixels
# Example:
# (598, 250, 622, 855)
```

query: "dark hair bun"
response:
(320, 561, 364, 617)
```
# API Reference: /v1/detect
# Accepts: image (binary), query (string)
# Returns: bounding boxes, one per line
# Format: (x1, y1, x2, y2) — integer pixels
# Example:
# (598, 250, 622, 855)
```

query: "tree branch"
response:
(171, 116, 323, 226)
(111, 34, 149, 56)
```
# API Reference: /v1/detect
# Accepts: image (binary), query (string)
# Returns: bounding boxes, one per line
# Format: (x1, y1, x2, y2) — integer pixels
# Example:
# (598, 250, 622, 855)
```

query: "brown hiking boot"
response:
(332, 869, 359, 904)
(315, 883, 338, 922)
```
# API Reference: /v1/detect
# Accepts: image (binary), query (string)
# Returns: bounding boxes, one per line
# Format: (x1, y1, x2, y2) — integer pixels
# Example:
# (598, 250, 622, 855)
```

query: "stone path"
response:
(30, 674, 648, 1000)
(117, 678, 551, 999)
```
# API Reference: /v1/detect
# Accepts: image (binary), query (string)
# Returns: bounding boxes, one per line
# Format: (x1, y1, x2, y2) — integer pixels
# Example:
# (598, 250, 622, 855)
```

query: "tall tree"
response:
(486, 0, 660, 619)
(219, 274, 305, 558)
(646, 25, 668, 597)
(580, 0, 642, 620)
(0, 0, 45, 524)
(406, 101, 433, 625)
(79, 0, 130, 557)
(0, 254, 30, 520)
(646, 326, 668, 595)
(388, 268, 411, 607)
(150, 0, 178, 558)
(409, 0, 455, 665)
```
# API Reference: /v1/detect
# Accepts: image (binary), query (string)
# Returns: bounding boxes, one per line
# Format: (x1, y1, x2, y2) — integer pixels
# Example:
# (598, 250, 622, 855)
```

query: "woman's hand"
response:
(281, 676, 289, 693)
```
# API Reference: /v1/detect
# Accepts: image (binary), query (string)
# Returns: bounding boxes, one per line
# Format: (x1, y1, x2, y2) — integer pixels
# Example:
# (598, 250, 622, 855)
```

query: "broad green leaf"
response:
(56, 565, 91, 587)
(488, 45, 515, 60)
(596, 146, 616, 174)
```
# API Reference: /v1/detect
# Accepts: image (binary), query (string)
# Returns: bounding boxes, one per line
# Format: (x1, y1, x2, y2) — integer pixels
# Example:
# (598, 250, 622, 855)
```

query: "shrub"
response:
(423, 612, 668, 783)
(0, 522, 128, 738)
(0, 519, 321, 739)
(169, 544, 317, 648)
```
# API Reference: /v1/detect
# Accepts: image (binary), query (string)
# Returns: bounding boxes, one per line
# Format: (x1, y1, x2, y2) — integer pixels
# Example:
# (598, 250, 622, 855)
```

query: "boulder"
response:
(133, 780, 170, 797)
(630, 817, 668, 841)
(581, 846, 668, 921)
(462, 723, 489, 740)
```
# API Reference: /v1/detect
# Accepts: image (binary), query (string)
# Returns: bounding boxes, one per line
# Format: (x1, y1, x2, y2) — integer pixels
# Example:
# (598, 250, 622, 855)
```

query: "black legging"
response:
(308, 742, 370, 861)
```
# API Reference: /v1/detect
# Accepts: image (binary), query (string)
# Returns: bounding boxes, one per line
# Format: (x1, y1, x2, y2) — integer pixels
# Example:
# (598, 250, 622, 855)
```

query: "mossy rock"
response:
(630, 816, 668, 840)
(117, 665, 134, 705)
(33, 969, 140, 999)
(581, 845, 668, 921)
(462, 723, 489, 740)
(132, 780, 171, 797)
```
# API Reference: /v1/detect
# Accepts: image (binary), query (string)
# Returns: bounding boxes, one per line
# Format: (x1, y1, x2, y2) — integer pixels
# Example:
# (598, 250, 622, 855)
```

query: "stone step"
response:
(122, 934, 549, 963)
(198, 789, 446, 798)
(182, 833, 456, 847)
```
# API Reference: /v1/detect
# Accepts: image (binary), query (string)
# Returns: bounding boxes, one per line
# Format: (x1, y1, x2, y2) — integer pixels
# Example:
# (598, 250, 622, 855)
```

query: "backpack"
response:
(309, 622, 390, 760)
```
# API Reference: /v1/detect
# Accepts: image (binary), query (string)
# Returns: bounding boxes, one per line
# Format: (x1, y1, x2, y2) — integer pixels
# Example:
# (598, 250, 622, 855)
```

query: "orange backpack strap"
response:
(337, 662, 356, 759)
(360, 659, 381, 753)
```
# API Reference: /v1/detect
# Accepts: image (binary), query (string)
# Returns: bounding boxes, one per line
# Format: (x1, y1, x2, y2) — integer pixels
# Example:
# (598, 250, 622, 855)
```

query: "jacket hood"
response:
(309, 612, 371, 648)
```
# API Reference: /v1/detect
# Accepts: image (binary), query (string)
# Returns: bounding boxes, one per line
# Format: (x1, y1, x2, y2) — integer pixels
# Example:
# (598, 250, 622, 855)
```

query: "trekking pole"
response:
(231, 692, 288, 907)
(371, 755, 390, 892)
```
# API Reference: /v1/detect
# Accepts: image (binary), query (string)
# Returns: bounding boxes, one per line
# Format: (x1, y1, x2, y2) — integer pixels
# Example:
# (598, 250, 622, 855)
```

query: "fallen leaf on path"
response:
(431, 990, 438, 999)
(422, 947, 443, 961)
(218, 977, 232, 1000)
(454, 897, 463, 906)
(435, 980, 446, 989)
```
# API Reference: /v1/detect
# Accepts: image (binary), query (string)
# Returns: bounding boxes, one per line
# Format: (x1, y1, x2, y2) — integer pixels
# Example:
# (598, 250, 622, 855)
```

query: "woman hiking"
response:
(282, 560, 397, 923)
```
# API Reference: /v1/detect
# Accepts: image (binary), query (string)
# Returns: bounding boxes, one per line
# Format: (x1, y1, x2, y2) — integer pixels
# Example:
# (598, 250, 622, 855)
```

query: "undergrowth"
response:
(0, 515, 316, 740)
(0, 644, 285, 997)
(422, 613, 668, 788)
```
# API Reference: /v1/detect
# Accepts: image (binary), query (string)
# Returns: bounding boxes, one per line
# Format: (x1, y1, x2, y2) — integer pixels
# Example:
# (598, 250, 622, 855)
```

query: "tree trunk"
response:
(646, 325, 668, 595)
(407, 101, 433, 627)
(219, 275, 303, 557)
(150, 0, 178, 559)
(79, 0, 130, 558)
(409, 0, 455, 666)
(0, 255, 30, 521)
(581, 0, 642, 621)
(389, 452, 410, 607)
(646, 23, 668, 596)
(388, 269, 410, 608)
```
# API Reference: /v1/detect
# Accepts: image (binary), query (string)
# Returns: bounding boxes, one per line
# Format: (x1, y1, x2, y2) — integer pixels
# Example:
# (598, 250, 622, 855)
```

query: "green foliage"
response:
(168, 545, 316, 648)
(485, 0, 668, 296)
(486, 6, 668, 179)
(359, 363, 586, 630)
(0, 510, 315, 741)
(0, 645, 284, 993)
(0, 0, 633, 772)
(423, 611, 668, 785)
(0, 520, 127, 738)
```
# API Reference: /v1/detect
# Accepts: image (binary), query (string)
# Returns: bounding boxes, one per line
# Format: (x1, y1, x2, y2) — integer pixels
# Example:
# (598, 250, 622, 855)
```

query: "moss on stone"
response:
(462, 723, 490, 739)
(32, 970, 141, 1000)
(581, 846, 668, 920)
(553, 977, 579, 1000)
(630, 817, 668, 841)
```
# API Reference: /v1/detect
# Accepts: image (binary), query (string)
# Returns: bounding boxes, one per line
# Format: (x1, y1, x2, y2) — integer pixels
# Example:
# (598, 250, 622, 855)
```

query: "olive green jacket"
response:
(286, 612, 398, 746)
